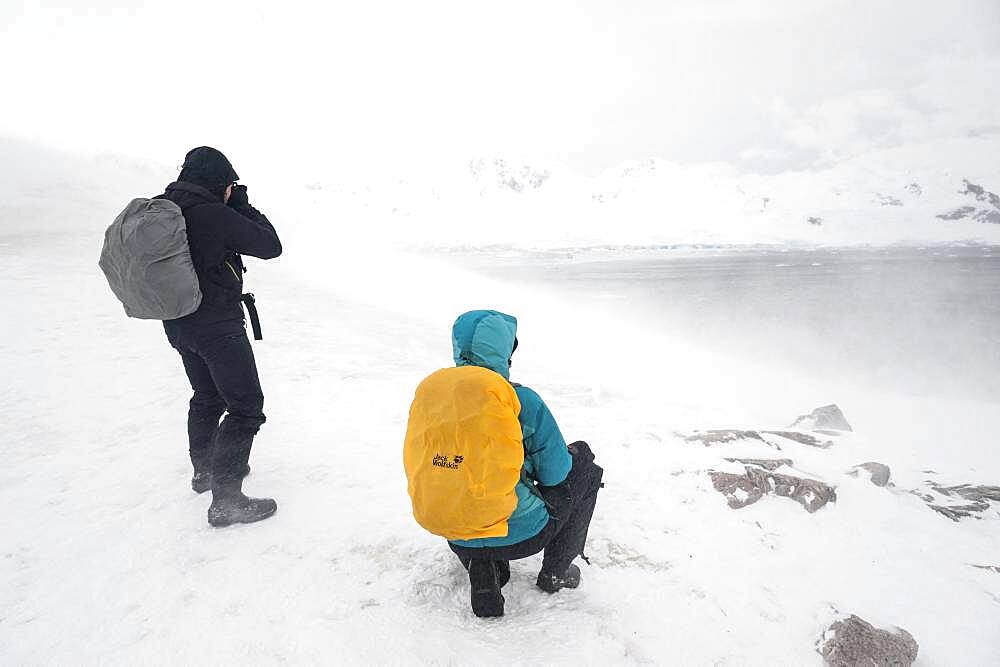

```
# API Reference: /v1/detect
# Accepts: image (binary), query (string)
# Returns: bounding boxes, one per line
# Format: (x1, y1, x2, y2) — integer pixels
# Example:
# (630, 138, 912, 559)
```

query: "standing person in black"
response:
(159, 147, 282, 527)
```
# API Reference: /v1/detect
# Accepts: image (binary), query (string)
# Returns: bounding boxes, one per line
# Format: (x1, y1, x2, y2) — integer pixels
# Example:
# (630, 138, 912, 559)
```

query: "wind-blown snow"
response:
(2, 139, 999, 664)
(271, 134, 1000, 249)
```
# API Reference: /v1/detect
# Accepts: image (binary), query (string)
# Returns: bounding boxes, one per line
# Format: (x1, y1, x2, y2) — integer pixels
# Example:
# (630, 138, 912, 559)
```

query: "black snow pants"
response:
(450, 441, 604, 578)
(164, 319, 266, 485)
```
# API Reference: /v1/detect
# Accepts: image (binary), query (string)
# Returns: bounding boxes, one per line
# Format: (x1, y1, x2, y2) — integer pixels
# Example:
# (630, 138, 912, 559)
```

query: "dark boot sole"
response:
(208, 503, 277, 528)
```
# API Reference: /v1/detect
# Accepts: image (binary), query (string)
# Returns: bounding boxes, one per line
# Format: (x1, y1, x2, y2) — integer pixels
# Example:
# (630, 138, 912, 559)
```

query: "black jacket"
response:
(158, 181, 282, 327)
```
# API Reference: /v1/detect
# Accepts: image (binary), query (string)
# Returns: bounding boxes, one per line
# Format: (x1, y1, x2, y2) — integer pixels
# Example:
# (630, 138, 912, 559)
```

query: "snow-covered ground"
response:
(2, 140, 999, 664)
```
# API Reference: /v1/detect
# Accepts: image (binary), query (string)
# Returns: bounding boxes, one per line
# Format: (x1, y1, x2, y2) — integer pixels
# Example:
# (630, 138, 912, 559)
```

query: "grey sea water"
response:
(451, 246, 1000, 403)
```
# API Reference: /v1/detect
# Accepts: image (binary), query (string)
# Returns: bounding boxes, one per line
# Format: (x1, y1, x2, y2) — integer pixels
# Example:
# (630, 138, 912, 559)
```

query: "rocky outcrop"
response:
(790, 405, 853, 432)
(962, 179, 1000, 209)
(849, 462, 892, 487)
(875, 193, 903, 206)
(686, 429, 833, 449)
(724, 457, 793, 471)
(913, 482, 1000, 521)
(468, 158, 550, 192)
(971, 564, 1000, 574)
(937, 205, 978, 220)
(762, 430, 834, 449)
(936, 179, 1000, 224)
(709, 465, 836, 513)
(685, 430, 774, 447)
(818, 615, 918, 666)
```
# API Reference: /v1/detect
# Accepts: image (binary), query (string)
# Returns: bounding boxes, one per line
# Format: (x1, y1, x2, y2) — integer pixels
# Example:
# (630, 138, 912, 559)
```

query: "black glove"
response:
(227, 184, 249, 208)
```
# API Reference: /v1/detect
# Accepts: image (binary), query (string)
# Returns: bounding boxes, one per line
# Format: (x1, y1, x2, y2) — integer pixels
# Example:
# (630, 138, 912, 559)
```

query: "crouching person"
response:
(403, 310, 603, 617)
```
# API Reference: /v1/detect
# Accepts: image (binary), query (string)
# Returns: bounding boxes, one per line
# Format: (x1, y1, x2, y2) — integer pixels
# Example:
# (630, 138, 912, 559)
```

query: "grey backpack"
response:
(99, 198, 202, 320)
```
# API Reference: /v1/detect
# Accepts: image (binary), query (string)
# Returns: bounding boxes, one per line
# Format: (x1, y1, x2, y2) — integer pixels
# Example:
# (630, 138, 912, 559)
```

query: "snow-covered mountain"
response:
(344, 134, 1000, 248)
(2, 134, 998, 248)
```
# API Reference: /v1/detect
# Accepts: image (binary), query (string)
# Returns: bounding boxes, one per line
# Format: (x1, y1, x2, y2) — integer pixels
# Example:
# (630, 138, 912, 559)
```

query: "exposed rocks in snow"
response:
(962, 179, 1000, 209)
(971, 564, 1000, 574)
(762, 430, 834, 449)
(709, 465, 836, 513)
(875, 193, 903, 206)
(468, 158, 550, 193)
(928, 504, 985, 521)
(808, 216, 823, 226)
(591, 191, 618, 203)
(936, 179, 1000, 224)
(913, 482, 1000, 521)
(937, 205, 978, 220)
(685, 429, 772, 447)
(686, 428, 835, 450)
(817, 615, 918, 667)
(905, 182, 923, 196)
(790, 404, 853, 432)
(975, 209, 1000, 224)
(848, 462, 892, 487)
(724, 457, 793, 471)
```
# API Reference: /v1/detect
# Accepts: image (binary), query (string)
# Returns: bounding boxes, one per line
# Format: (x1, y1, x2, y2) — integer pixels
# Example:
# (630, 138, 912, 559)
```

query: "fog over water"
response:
(452, 246, 1000, 403)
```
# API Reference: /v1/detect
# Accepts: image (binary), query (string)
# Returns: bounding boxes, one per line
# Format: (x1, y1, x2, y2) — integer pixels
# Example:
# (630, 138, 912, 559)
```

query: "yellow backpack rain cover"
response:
(403, 365, 523, 540)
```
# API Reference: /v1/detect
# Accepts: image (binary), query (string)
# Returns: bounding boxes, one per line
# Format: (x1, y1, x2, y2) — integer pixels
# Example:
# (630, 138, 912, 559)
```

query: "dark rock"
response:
(937, 180, 1000, 224)
(762, 430, 835, 449)
(724, 457, 793, 471)
(469, 158, 549, 192)
(686, 428, 835, 450)
(961, 179, 1000, 210)
(876, 194, 903, 206)
(685, 430, 776, 447)
(929, 504, 989, 521)
(932, 483, 1000, 503)
(709, 466, 836, 513)
(913, 483, 1000, 521)
(808, 216, 823, 226)
(790, 404, 853, 432)
(818, 615, 918, 667)
(972, 564, 1000, 574)
(849, 462, 892, 487)
(937, 205, 978, 221)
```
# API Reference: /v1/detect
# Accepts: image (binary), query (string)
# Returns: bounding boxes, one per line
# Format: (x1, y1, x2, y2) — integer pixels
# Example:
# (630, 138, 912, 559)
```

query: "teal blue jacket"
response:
(448, 310, 572, 548)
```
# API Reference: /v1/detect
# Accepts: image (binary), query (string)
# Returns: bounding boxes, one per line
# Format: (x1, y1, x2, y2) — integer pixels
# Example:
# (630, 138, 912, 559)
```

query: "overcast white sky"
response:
(1, 0, 998, 176)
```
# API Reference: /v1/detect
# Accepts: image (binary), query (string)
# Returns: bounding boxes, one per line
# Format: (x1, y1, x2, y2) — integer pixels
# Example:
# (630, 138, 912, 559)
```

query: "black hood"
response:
(177, 146, 239, 198)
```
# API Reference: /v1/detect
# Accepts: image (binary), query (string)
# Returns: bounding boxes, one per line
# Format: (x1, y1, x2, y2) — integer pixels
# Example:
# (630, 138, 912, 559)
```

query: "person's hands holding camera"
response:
(228, 183, 249, 208)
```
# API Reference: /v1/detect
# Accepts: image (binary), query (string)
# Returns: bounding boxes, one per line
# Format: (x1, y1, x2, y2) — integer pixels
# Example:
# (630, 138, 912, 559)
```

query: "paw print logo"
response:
(453, 455, 464, 464)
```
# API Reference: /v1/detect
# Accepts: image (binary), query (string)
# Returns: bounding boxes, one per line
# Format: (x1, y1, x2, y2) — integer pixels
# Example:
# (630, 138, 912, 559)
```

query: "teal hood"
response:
(452, 310, 517, 379)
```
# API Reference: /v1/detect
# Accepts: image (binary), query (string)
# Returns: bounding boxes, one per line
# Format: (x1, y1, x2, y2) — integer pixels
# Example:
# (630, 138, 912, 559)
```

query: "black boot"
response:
(191, 470, 213, 494)
(192, 464, 251, 494)
(536, 563, 581, 593)
(461, 558, 510, 587)
(496, 560, 511, 588)
(207, 479, 276, 527)
(468, 559, 505, 618)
